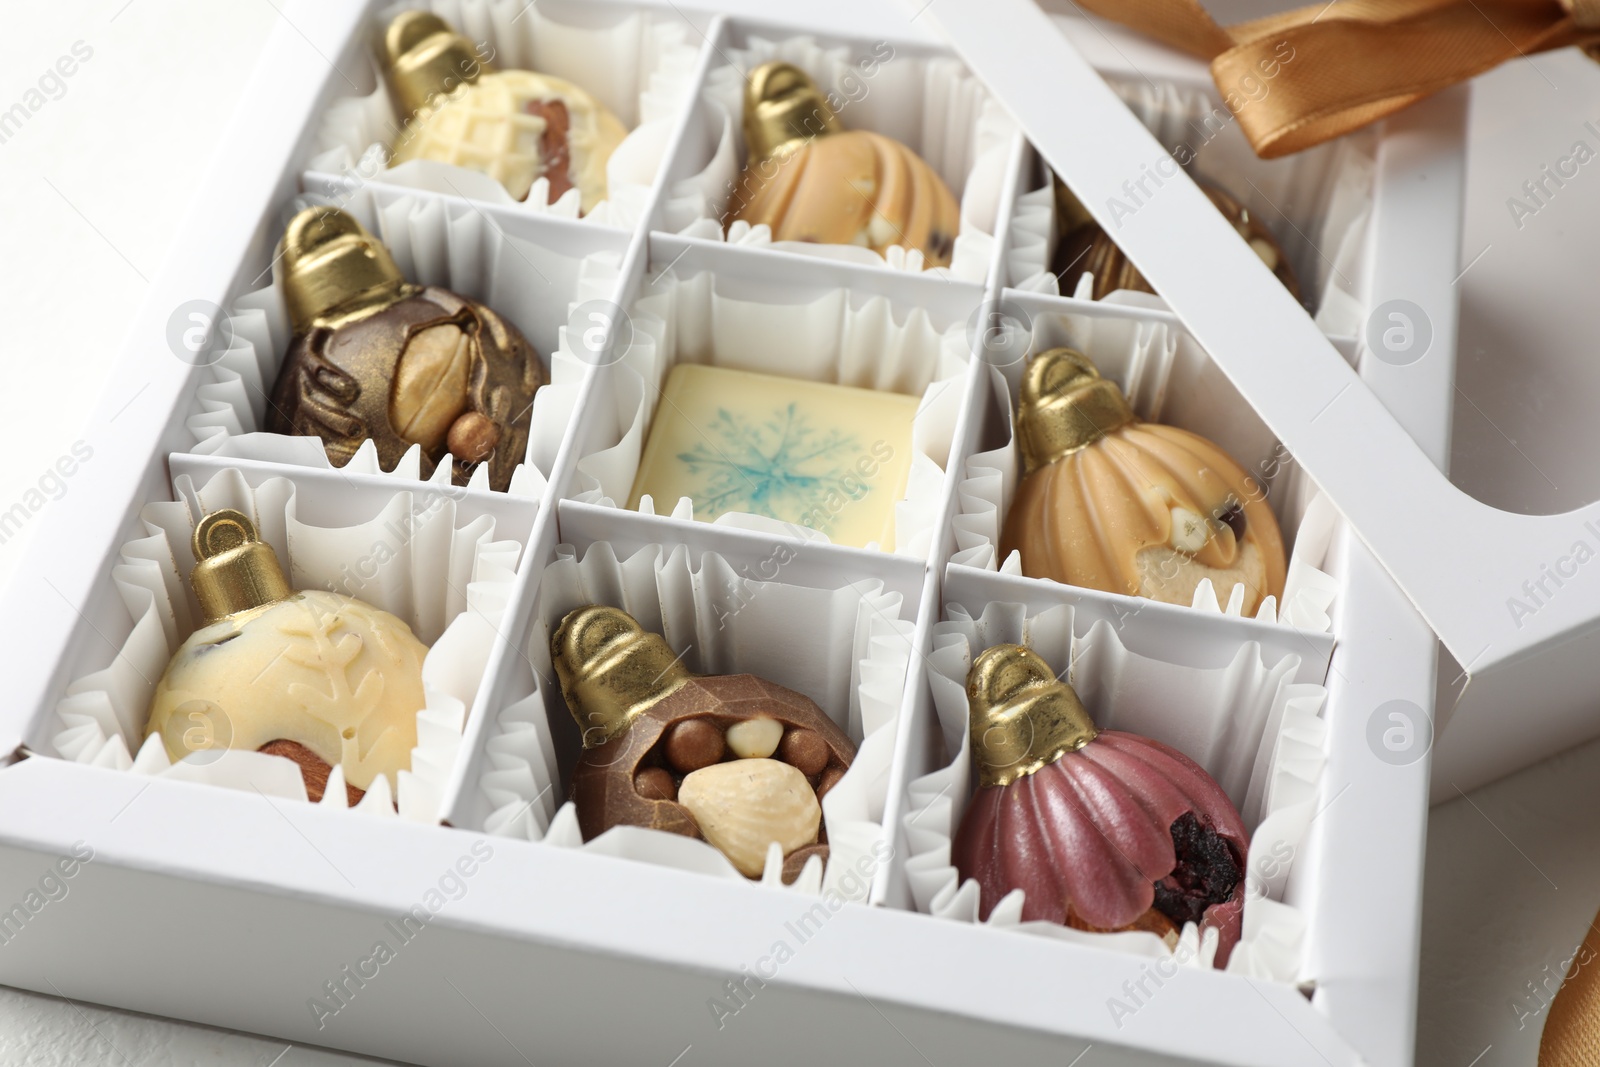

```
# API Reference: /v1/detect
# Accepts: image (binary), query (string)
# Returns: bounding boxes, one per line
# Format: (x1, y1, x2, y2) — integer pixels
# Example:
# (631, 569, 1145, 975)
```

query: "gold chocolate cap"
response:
(552, 606, 692, 748)
(382, 10, 493, 119)
(278, 207, 413, 334)
(743, 61, 843, 161)
(1016, 348, 1138, 473)
(189, 510, 293, 624)
(967, 644, 1098, 788)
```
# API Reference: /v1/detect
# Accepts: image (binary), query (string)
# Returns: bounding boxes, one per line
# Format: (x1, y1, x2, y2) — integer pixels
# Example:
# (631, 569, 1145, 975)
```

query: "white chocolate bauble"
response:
(390, 70, 626, 212)
(146, 591, 427, 792)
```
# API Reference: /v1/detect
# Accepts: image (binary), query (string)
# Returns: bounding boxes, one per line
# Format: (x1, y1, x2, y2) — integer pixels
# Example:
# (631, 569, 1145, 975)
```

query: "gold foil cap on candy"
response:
(967, 644, 1098, 788)
(278, 207, 413, 334)
(742, 61, 843, 161)
(1016, 348, 1137, 472)
(189, 510, 293, 624)
(382, 10, 493, 119)
(552, 606, 693, 747)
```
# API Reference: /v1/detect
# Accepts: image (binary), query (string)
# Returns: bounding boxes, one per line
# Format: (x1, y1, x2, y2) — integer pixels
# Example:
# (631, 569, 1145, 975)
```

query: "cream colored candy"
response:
(1135, 541, 1268, 612)
(146, 591, 427, 792)
(677, 758, 821, 877)
(725, 717, 783, 759)
(390, 70, 627, 212)
(627, 364, 919, 550)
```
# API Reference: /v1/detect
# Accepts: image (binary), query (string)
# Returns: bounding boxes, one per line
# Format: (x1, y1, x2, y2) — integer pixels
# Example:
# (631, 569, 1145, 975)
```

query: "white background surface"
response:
(2, 1, 1600, 1065)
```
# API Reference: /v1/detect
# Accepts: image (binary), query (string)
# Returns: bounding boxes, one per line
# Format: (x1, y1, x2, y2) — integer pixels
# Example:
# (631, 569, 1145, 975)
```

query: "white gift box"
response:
(0, 1, 1472, 1065)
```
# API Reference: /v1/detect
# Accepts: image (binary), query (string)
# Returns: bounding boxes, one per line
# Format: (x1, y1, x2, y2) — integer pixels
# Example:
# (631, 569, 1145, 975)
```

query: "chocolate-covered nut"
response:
(779, 728, 830, 778)
(816, 765, 846, 801)
(552, 606, 857, 877)
(447, 411, 501, 464)
(635, 766, 678, 802)
(664, 718, 725, 773)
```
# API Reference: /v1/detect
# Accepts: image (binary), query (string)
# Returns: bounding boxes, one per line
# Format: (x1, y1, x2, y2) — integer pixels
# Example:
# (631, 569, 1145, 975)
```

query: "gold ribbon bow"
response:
(1070, 0, 1600, 157)
(1542, 912, 1600, 1065)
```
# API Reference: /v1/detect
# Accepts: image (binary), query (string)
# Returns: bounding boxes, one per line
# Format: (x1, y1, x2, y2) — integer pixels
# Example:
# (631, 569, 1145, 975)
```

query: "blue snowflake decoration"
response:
(677, 405, 865, 531)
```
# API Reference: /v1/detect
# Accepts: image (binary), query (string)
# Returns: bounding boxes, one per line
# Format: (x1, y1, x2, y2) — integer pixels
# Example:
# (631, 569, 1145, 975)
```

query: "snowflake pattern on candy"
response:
(676, 405, 870, 533)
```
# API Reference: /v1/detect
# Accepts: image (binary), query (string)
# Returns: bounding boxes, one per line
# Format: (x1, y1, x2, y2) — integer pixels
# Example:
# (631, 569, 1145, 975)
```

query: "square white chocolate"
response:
(627, 364, 919, 549)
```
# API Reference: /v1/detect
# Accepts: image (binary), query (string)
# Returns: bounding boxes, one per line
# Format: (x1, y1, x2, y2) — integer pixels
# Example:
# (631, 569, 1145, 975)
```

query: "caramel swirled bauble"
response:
(726, 61, 959, 268)
(999, 348, 1286, 614)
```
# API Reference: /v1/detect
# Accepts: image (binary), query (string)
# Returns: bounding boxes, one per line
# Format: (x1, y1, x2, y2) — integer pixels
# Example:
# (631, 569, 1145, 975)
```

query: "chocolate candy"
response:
(952, 644, 1249, 966)
(726, 61, 959, 267)
(266, 207, 544, 492)
(999, 348, 1287, 614)
(381, 12, 626, 212)
(145, 510, 428, 804)
(627, 364, 918, 549)
(1052, 176, 1301, 301)
(552, 605, 856, 879)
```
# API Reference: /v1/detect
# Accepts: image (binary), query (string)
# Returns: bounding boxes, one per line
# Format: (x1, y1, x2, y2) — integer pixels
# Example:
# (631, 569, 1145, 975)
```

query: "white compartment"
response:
(44, 466, 525, 825)
(566, 237, 982, 556)
(1008, 75, 1376, 340)
(307, 0, 709, 229)
(463, 527, 913, 901)
(184, 186, 626, 494)
(658, 21, 1018, 284)
(901, 592, 1328, 982)
(951, 290, 1341, 630)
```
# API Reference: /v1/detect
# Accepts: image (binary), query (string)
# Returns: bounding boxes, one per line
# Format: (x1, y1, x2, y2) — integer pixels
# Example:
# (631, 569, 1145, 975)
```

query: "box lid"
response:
(920, 0, 1594, 793)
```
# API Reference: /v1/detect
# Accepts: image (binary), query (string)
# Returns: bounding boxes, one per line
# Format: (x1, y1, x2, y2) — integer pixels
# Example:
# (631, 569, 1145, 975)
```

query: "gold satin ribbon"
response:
(1543, 913, 1600, 1065)
(1070, 0, 1600, 157)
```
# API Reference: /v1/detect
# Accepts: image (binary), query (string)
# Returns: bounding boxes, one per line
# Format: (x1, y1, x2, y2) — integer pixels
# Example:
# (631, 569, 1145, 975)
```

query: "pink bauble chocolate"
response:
(951, 644, 1249, 967)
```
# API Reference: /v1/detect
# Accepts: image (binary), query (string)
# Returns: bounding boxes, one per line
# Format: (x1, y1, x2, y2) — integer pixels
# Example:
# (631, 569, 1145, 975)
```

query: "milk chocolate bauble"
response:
(551, 605, 855, 880)
(952, 644, 1249, 966)
(266, 206, 544, 492)
(381, 11, 626, 212)
(1052, 177, 1300, 301)
(725, 61, 959, 268)
(999, 348, 1287, 614)
(145, 510, 428, 804)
